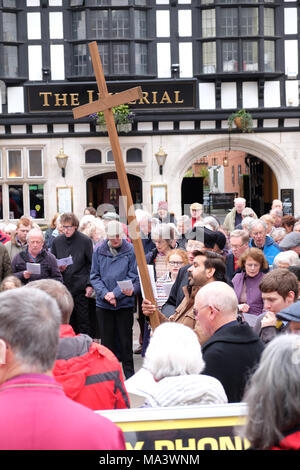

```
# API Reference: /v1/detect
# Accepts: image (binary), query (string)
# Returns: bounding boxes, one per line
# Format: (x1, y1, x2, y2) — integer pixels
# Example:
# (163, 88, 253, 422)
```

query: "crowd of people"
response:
(0, 196, 299, 450)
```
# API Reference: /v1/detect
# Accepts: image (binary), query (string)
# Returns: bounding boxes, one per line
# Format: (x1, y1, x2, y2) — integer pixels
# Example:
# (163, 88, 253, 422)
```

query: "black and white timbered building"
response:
(0, 0, 299, 222)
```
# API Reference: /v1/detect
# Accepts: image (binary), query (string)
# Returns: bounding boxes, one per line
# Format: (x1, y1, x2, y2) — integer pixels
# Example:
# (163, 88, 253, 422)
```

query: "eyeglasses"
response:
(169, 261, 184, 267)
(62, 225, 74, 230)
(193, 304, 220, 316)
(245, 263, 260, 268)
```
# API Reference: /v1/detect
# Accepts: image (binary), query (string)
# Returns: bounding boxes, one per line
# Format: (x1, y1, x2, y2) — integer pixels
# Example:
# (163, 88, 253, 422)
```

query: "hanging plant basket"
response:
(228, 109, 253, 133)
(90, 104, 135, 133)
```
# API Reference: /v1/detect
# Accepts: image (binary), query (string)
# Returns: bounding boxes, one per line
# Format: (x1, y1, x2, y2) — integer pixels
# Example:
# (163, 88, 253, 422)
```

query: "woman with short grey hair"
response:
(142, 323, 228, 407)
(239, 334, 300, 450)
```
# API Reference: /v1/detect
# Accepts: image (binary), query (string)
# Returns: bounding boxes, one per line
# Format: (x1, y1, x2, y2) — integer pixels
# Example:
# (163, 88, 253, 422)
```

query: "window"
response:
(85, 149, 102, 163)
(68, 3, 151, 77)
(243, 41, 258, 71)
(220, 8, 238, 37)
(3, 13, 17, 42)
(113, 43, 129, 74)
(202, 9, 215, 38)
(9, 185, 23, 219)
(203, 41, 216, 73)
(29, 185, 44, 219)
(241, 8, 258, 36)
(200, 3, 278, 75)
(223, 41, 238, 72)
(231, 166, 235, 186)
(126, 148, 142, 163)
(8, 150, 22, 178)
(107, 150, 114, 163)
(264, 40, 275, 72)
(3, 45, 18, 77)
(0, 148, 45, 220)
(264, 8, 274, 36)
(72, 11, 86, 40)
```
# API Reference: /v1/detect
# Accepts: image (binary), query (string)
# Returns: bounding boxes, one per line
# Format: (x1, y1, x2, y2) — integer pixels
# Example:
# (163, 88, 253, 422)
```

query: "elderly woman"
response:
(273, 250, 300, 269)
(239, 334, 300, 449)
(141, 323, 227, 407)
(232, 247, 269, 319)
(90, 220, 140, 379)
(271, 227, 287, 244)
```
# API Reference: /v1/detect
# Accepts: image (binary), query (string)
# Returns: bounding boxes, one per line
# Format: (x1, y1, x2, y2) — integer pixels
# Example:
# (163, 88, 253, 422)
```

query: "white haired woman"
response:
(239, 334, 300, 450)
(142, 323, 227, 407)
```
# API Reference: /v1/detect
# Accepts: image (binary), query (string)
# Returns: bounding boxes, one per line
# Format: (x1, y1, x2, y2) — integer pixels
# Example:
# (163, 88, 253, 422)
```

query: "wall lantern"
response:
(56, 148, 69, 178)
(155, 146, 168, 175)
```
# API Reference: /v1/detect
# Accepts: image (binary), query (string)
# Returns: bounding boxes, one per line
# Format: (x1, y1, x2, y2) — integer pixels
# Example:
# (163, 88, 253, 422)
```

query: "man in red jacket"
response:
(26, 279, 130, 410)
(0, 287, 125, 450)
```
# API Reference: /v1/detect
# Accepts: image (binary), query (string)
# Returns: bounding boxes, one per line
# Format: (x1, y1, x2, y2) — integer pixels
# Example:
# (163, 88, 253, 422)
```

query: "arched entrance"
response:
(86, 172, 142, 214)
(178, 134, 290, 218)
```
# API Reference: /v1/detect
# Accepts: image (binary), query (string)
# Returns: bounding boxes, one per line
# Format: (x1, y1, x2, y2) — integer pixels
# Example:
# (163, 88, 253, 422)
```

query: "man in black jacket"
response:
(51, 213, 93, 336)
(194, 281, 264, 403)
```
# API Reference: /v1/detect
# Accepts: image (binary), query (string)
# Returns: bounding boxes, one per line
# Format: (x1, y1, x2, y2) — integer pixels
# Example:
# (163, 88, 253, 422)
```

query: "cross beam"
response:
(72, 41, 160, 330)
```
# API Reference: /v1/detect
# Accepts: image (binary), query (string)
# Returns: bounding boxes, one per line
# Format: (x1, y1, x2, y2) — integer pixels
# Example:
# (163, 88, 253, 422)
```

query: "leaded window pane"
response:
(112, 10, 129, 38)
(223, 41, 238, 71)
(241, 8, 258, 36)
(202, 41, 216, 73)
(202, 9, 216, 38)
(220, 8, 238, 36)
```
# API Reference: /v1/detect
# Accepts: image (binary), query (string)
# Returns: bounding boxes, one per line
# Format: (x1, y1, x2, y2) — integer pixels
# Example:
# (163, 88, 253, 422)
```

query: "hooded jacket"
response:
(202, 321, 264, 403)
(53, 325, 130, 410)
(249, 235, 281, 267)
(90, 239, 140, 310)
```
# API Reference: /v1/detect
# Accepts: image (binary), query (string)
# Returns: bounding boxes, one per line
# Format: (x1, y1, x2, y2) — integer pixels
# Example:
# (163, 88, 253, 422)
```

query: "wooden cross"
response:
(72, 41, 160, 330)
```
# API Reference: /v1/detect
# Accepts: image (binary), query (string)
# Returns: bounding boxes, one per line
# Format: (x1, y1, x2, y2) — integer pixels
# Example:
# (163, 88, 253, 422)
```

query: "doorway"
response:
(86, 172, 143, 215)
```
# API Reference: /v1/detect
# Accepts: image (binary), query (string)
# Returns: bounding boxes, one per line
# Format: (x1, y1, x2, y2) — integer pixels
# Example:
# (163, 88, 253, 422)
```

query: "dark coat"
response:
(161, 264, 190, 318)
(12, 246, 63, 283)
(51, 230, 93, 294)
(201, 321, 264, 403)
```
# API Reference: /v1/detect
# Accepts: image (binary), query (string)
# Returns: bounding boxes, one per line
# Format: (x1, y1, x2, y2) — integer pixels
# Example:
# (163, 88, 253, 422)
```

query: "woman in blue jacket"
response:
(90, 221, 140, 379)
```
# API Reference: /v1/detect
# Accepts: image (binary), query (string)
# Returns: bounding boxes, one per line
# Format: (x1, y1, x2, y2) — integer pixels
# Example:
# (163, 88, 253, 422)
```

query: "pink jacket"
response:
(0, 374, 126, 450)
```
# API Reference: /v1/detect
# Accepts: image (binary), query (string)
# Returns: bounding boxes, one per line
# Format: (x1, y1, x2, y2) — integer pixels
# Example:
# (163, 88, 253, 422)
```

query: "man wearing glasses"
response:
(193, 281, 264, 403)
(51, 213, 93, 336)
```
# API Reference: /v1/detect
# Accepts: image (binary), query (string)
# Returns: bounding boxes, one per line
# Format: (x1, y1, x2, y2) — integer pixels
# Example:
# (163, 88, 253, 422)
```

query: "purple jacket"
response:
(232, 271, 265, 316)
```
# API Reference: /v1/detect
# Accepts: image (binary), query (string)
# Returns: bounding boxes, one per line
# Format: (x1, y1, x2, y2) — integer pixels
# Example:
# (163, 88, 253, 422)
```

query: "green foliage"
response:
(95, 104, 135, 126)
(227, 109, 253, 133)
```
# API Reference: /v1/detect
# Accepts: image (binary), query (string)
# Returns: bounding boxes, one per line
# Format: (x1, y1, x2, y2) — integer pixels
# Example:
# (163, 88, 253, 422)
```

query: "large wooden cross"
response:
(72, 41, 160, 330)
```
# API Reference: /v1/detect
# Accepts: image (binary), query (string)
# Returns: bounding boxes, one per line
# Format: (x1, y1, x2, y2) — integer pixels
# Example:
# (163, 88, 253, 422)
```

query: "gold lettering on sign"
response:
(54, 94, 68, 107)
(174, 91, 184, 104)
(152, 91, 158, 104)
(160, 91, 172, 104)
(70, 93, 80, 106)
(39, 92, 52, 107)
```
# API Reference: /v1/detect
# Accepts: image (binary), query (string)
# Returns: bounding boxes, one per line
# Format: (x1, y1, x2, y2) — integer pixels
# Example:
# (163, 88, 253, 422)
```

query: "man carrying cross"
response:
(72, 42, 161, 361)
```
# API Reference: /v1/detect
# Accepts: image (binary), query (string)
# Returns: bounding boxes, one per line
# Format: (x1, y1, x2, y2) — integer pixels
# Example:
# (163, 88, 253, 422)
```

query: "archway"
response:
(178, 134, 291, 218)
(86, 171, 142, 215)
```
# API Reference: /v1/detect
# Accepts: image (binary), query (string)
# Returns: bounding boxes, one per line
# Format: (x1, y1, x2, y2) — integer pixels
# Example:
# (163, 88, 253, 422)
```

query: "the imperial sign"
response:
(25, 80, 196, 112)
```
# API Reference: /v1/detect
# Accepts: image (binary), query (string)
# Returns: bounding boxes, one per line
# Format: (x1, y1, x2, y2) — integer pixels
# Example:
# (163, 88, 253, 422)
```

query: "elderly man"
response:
(194, 281, 264, 402)
(226, 229, 250, 283)
(223, 197, 246, 233)
(0, 287, 125, 450)
(249, 219, 281, 267)
(51, 212, 93, 336)
(26, 279, 130, 411)
(12, 228, 62, 284)
(279, 231, 300, 257)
